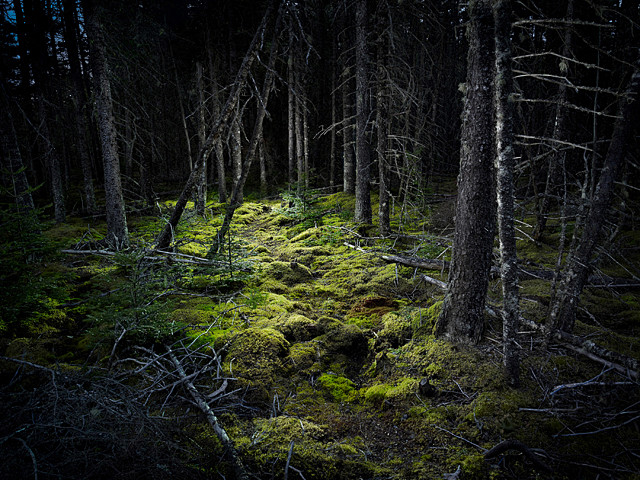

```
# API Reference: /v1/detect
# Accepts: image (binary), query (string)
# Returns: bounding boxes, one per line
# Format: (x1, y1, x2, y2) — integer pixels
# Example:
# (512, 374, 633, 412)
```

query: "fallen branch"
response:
(61, 248, 249, 270)
(484, 439, 551, 473)
(422, 274, 448, 290)
(382, 254, 450, 271)
(166, 347, 248, 480)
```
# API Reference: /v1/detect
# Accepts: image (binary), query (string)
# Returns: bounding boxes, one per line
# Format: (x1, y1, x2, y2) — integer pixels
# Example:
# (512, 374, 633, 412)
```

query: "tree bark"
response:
(435, 0, 496, 344)
(548, 62, 640, 333)
(493, 0, 520, 387)
(354, 0, 372, 224)
(85, 0, 129, 248)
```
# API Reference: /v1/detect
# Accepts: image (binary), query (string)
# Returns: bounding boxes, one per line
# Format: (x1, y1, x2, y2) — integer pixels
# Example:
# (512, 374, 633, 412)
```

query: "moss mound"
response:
(225, 327, 290, 402)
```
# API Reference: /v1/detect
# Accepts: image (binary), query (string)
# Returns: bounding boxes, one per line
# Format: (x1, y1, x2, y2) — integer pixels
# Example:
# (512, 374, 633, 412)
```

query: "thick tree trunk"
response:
(354, 0, 372, 224)
(435, 0, 496, 344)
(549, 64, 640, 333)
(85, 0, 129, 248)
(493, 0, 520, 387)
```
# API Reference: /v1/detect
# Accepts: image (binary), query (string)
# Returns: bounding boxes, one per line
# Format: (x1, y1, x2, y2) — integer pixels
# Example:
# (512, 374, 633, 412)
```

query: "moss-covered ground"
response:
(1, 190, 639, 479)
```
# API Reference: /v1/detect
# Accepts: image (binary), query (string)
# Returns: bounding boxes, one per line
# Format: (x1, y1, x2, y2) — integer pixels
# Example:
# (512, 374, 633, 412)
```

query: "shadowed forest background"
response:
(1, 0, 640, 479)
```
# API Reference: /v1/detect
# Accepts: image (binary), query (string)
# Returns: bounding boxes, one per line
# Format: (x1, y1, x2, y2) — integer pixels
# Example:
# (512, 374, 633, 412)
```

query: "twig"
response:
(284, 440, 294, 480)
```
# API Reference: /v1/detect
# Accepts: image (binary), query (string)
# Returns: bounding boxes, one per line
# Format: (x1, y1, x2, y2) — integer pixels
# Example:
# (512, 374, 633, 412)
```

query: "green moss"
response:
(287, 342, 320, 372)
(243, 415, 381, 480)
(225, 327, 290, 401)
(364, 383, 392, 405)
(276, 314, 319, 342)
(4, 337, 56, 365)
(260, 261, 313, 287)
(385, 377, 418, 401)
(318, 373, 357, 402)
(317, 322, 367, 356)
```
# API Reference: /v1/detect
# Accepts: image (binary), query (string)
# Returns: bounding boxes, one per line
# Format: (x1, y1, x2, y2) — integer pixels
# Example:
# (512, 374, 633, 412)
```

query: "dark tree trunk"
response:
(376, 12, 390, 236)
(493, 0, 520, 387)
(85, 0, 129, 248)
(0, 83, 35, 212)
(68, 2, 95, 204)
(195, 62, 207, 215)
(209, 4, 283, 256)
(25, 0, 65, 222)
(288, 28, 296, 187)
(342, 72, 355, 194)
(549, 64, 640, 333)
(436, 0, 496, 344)
(354, 0, 372, 224)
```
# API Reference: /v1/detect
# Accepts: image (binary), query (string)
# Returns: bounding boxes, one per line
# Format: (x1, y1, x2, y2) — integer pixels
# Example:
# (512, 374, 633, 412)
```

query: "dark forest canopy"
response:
(1, 0, 640, 478)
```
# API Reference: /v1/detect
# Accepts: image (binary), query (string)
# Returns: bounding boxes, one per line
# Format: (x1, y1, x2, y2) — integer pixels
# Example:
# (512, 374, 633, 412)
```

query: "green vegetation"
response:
(2, 191, 639, 480)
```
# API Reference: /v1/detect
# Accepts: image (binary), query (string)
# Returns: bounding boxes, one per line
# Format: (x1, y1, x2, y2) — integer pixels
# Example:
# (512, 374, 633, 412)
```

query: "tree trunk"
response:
(493, 0, 520, 387)
(208, 4, 283, 256)
(0, 83, 35, 212)
(342, 71, 355, 194)
(85, 0, 129, 248)
(376, 23, 390, 236)
(295, 60, 304, 193)
(435, 0, 496, 344)
(62, 0, 96, 213)
(330, 31, 338, 190)
(24, 0, 65, 223)
(288, 29, 296, 187)
(548, 63, 640, 333)
(354, 0, 372, 224)
(195, 62, 207, 215)
(259, 137, 267, 196)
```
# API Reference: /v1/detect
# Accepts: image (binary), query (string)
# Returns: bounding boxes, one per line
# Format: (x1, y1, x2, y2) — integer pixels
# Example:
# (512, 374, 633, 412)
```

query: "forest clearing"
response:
(2, 0, 640, 478)
(1, 188, 639, 479)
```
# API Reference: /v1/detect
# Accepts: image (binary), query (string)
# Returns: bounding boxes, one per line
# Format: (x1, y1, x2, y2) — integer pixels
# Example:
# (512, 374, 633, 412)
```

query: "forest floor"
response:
(1, 188, 640, 479)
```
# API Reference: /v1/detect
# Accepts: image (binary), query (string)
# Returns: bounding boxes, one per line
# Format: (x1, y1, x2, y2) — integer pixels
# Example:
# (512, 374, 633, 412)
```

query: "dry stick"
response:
(166, 347, 248, 480)
(283, 440, 294, 480)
